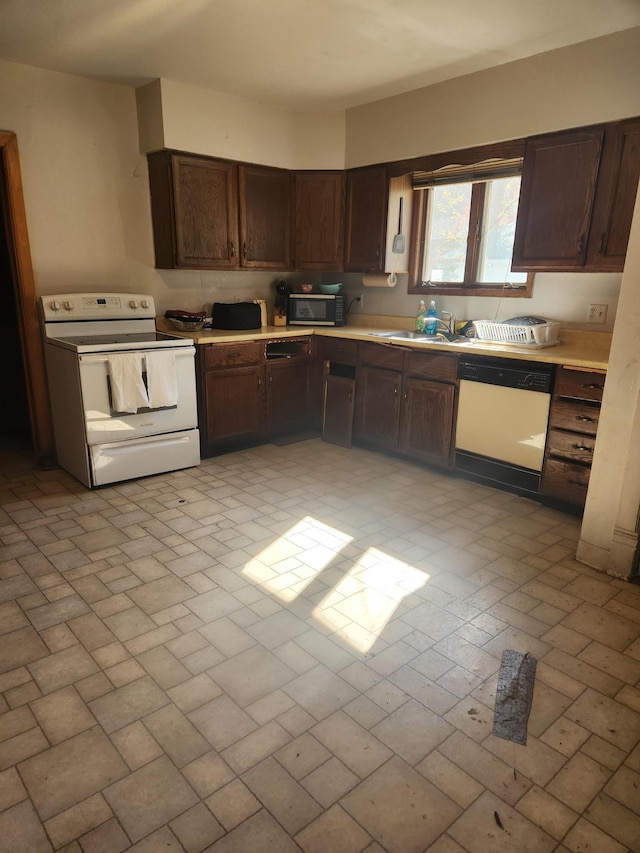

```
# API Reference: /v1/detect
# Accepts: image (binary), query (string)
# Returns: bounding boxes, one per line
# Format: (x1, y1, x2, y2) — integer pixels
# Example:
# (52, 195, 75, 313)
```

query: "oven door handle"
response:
(79, 347, 196, 364)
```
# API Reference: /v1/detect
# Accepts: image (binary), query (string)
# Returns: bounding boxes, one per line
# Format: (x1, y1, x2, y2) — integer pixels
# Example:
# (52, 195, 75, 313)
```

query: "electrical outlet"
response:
(358, 294, 364, 311)
(587, 303, 607, 323)
(234, 295, 242, 303)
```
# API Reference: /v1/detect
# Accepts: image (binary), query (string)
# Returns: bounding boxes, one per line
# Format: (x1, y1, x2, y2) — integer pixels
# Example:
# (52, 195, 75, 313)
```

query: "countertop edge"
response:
(156, 320, 609, 371)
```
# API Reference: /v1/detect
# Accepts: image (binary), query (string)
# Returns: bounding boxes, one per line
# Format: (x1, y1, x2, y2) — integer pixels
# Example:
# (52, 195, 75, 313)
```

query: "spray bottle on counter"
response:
(425, 300, 438, 335)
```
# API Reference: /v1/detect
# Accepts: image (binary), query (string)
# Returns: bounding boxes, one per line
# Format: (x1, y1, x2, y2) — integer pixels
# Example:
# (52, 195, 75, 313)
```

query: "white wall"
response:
(137, 78, 346, 170)
(343, 271, 622, 331)
(345, 27, 640, 167)
(0, 60, 309, 317)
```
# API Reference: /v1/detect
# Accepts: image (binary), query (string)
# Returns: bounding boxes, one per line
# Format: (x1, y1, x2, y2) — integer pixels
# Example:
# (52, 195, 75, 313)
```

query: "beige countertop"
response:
(157, 318, 610, 371)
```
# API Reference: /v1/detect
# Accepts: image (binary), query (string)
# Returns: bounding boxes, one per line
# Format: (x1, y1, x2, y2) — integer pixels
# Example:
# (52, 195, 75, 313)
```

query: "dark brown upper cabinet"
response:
(293, 171, 345, 270)
(148, 151, 239, 269)
(585, 118, 640, 270)
(239, 164, 291, 270)
(512, 128, 604, 271)
(344, 165, 389, 273)
(512, 119, 640, 273)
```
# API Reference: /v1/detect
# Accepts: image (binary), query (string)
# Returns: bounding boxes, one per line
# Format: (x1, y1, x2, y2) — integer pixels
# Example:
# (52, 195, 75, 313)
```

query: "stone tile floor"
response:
(1, 438, 640, 852)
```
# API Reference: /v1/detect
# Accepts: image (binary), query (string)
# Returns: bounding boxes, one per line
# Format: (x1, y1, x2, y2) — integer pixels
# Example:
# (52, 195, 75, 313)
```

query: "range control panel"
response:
(41, 293, 155, 322)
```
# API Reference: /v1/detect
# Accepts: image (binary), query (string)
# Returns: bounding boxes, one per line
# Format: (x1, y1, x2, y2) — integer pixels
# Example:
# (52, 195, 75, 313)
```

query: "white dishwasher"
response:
(455, 355, 553, 494)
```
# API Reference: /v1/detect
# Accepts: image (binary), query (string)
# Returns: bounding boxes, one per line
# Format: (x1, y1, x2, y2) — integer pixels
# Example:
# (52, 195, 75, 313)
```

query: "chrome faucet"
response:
(439, 310, 456, 335)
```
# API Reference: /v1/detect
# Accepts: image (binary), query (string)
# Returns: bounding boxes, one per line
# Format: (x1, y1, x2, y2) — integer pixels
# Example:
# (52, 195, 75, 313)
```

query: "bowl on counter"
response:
(166, 317, 205, 331)
(318, 283, 342, 294)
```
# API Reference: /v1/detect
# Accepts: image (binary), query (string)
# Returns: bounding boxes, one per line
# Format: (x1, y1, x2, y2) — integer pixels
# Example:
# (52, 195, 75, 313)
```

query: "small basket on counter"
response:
(472, 319, 561, 347)
(165, 310, 206, 332)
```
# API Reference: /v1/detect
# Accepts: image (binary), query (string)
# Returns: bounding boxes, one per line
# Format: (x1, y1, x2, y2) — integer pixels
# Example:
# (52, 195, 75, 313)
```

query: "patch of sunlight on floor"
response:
(242, 515, 353, 602)
(312, 547, 430, 653)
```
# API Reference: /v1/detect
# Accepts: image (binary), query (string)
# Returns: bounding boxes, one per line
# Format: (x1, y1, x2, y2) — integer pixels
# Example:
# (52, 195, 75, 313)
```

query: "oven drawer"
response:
(91, 429, 200, 486)
(541, 457, 590, 506)
(204, 342, 264, 369)
(548, 399, 600, 435)
(554, 367, 606, 402)
(546, 428, 596, 464)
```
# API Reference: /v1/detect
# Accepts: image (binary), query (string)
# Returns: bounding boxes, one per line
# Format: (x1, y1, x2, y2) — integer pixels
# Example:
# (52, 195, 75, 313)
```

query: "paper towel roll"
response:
(362, 273, 397, 288)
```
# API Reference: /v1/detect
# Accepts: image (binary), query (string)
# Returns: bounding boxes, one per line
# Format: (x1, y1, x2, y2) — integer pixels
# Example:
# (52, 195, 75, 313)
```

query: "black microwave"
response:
(287, 293, 346, 327)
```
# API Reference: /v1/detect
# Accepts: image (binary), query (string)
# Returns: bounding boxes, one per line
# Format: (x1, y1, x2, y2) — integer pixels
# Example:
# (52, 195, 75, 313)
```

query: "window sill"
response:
(408, 278, 533, 298)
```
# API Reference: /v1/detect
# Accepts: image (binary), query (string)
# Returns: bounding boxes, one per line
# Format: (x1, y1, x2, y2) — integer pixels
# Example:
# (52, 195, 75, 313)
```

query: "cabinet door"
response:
(294, 171, 345, 270)
(323, 376, 355, 448)
(399, 377, 455, 468)
(172, 155, 239, 269)
(344, 165, 388, 272)
(203, 365, 264, 445)
(586, 118, 640, 270)
(353, 365, 401, 449)
(266, 359, 310, 434)
(239, 165, 291, 270)
(512, 129, 603, 271)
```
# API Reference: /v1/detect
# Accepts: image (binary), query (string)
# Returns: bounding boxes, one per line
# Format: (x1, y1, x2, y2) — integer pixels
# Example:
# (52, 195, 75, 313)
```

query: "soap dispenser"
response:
(425, 300, 438, 335)
(415, 300, 427, 333)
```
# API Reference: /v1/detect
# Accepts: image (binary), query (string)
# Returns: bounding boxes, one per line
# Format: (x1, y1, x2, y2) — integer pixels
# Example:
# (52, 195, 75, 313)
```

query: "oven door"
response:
(79, 347, 197, 445)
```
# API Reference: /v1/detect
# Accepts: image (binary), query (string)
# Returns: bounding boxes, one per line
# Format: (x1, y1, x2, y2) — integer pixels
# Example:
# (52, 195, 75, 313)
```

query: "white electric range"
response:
(41, 292, 199, 487)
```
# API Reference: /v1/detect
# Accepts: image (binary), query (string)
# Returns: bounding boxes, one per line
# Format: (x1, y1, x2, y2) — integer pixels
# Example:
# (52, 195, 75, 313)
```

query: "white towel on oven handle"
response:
(145, 351, 178, 408)
(107, 353, 150, 413)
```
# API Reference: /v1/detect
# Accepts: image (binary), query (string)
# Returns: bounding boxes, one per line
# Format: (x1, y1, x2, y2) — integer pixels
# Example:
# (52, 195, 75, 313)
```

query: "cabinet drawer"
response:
(549, 399, 600, 435)
(360, 342, 405, 371)
(546, 428, 596, 465)
(317, 337, 358, 365)
(555, 367, 606, 402)
(204, 342, 264, 368)
(541, 457, 590, 506)
(406, 351, 458, 383)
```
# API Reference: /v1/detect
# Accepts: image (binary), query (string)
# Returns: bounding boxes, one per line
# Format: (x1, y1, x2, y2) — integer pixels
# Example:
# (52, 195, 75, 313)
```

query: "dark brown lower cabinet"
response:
(541, 366, 605, 510)
(353, 365, 402, 450)
(266, 358, 310, 434)
(399, 377, 455, 467)
(204, 367, 264, 444)
(352, 345, 458, 469)
(198, 338, 314, 455)
(323, 375, 355, 448)
(203, 365, 264, 446)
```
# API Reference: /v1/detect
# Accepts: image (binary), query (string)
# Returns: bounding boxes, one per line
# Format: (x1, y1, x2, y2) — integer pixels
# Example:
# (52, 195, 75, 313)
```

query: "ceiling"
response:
(0, 0, 639, 110)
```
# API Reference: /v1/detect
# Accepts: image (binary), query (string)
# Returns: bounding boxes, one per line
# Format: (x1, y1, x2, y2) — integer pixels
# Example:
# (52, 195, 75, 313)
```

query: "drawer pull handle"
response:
(582, 383, 603, 390)
(229, 353, 240, 358)
(568, 479, 586, 487)
(572, 444, 593, 453)
(576, 415, 597, 423)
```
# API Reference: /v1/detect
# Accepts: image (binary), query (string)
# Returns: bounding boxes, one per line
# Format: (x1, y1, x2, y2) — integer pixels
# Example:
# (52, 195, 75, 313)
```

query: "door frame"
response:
(0, 131, 53, 462)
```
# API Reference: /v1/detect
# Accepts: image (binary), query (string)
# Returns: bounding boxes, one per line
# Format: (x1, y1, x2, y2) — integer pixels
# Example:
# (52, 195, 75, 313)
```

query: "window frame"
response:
(408, 172, 534, 298)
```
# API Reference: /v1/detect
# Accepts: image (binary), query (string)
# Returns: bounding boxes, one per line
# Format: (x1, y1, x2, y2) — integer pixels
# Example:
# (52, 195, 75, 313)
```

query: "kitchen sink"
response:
(369, 330, 471, 345)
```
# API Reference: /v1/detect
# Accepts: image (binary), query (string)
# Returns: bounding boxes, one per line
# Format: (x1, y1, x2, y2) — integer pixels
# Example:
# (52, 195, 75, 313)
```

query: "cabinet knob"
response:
(583, 383, 603, 391)
(576, 414, 597, 423)
(242, 242, 248, 257)
(572, 444, 593, 453)
(229, 241, 235, 257)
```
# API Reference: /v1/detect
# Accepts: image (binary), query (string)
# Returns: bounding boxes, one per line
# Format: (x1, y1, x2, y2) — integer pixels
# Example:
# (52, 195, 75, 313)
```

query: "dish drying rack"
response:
(473, 320, 560, 348)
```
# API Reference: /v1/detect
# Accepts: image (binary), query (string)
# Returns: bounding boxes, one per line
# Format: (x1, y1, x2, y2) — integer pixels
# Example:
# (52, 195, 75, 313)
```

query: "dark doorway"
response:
(0, 170, 32, 453)
(0, 131, 54, 467)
